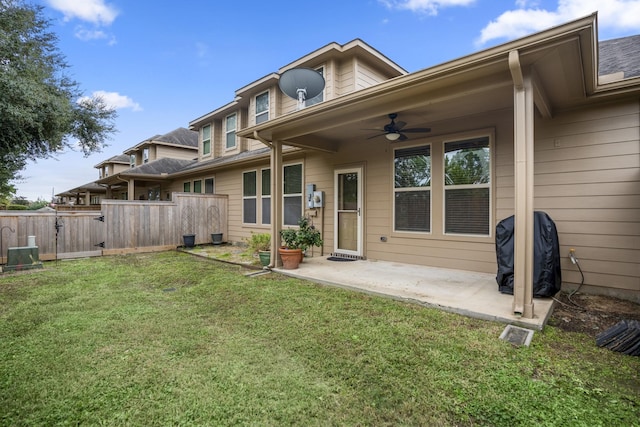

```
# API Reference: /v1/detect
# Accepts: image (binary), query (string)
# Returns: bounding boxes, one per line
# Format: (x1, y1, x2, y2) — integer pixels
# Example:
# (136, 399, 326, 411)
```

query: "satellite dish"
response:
(279, 68, 325, 110)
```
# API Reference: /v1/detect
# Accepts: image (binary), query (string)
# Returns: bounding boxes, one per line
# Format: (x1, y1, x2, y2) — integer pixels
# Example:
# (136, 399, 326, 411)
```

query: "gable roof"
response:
(124, 157, 197, 176)
(123, 127, 198, 154)
(599, 34, 640, 79)
(94, 154, 130, 168)
(153, 127, 198, 147)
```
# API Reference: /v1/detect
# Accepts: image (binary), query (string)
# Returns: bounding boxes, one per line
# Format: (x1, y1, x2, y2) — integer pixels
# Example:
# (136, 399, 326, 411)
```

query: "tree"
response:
(0, 0, 117, 199)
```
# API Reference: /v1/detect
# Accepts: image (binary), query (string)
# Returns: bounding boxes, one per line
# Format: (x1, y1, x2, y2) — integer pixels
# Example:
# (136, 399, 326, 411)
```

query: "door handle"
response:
(357, 207, 361, 216)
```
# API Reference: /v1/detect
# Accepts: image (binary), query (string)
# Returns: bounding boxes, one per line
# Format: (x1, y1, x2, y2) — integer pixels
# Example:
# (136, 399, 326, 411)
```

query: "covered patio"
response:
(273, 256, 555, 331)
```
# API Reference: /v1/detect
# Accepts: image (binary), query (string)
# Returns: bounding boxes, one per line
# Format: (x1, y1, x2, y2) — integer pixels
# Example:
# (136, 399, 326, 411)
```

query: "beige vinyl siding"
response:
(335, 59, 355, 97)
(301, 152, 335, 253)
(156, 145, 196, 161)
(497, 99, 639, 297)
(211, 168, 245, 243)
(355, 60, 390, 91)
(535, 99, 639, 297)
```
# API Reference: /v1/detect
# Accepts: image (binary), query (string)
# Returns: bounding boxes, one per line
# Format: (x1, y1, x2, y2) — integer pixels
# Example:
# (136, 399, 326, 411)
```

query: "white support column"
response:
(270, 140, 283, 267)
(511, 50, 535, 319)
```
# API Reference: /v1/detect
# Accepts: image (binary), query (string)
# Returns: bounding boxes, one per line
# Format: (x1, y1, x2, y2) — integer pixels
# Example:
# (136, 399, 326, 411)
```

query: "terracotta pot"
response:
(278, 247, 302, 270)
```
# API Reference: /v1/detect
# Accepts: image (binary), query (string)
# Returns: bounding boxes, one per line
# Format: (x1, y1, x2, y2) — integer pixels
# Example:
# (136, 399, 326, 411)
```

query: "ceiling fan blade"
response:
(400, 127, 431, 133)
(394, 121, 407, 131)
(366, 133, 386, 139)
(397, 133, 408, 141)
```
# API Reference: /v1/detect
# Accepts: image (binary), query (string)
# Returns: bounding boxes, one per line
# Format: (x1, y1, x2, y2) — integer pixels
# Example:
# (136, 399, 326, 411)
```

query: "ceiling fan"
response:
(365, 113, 431, 141)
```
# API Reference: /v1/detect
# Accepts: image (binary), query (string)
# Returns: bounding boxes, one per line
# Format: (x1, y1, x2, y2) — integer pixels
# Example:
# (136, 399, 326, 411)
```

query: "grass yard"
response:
(0, 251, 638, 426)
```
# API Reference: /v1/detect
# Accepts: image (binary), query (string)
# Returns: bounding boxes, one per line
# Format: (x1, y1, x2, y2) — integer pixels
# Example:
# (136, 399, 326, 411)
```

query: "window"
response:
(226, 113, 236, 149)
(183, 182, 191, 192)
(193, 180, 202, 193)
(204, 178, 214, 194)
(202, 124, 211, 156)
(148, 188, 160, 201)
(130, 154, 135, 168)
(444, 137, 491, 235)
(243, 171, 257, 224)
(305, 67, 324, 107)
(143, 147, 149, 163)
(255, 92, 269, 124)
(90, 195, 100, 205)
(261, 168, 271, 225)
(283, 164, 302, 226)
(105, 166, 109, 177)
(394, 145, 431, 232)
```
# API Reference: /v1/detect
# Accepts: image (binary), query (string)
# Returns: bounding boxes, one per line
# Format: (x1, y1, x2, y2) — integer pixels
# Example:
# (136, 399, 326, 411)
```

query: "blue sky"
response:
(15, 0, 640, 201)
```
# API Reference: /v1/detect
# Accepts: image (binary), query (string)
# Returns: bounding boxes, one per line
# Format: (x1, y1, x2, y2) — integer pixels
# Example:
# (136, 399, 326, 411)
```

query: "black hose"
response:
(567, 260, 585, 309)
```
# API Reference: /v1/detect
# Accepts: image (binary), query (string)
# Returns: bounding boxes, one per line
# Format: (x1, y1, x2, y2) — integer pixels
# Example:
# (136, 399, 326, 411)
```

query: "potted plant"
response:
(246, 232, 271, 267)
(278, 216, 323, 269)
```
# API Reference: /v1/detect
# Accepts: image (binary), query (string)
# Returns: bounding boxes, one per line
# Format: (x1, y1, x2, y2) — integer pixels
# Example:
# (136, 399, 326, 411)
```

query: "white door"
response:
(334, 167, 362, 257)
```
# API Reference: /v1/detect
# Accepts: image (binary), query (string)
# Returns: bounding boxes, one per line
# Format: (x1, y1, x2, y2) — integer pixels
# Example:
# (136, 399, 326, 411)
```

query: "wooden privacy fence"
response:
(0, 193, 228, 263)
(0, 210, 104, 262)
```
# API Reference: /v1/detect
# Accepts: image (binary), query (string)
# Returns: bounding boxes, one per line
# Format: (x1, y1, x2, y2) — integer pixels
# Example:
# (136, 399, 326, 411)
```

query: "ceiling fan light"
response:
(385, 132, 401, 141)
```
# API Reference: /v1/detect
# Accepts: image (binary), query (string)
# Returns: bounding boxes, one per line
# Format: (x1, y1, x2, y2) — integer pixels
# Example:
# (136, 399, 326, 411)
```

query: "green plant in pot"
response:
(246, 232, 271, 267)
(279, 216, 322, 269)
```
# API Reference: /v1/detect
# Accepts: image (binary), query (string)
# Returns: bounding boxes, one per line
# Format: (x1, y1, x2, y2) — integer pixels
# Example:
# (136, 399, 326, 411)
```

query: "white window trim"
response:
(392, 143, 432, 235)
(261, 167, 271, 226)
(242, 170, 258, 225)
(255, 91, 269, 124)
(202, 124, 211, 156)
(225, 113, 237, 150)
(283, 162, 304, 227)
(442, 130, 494, 238)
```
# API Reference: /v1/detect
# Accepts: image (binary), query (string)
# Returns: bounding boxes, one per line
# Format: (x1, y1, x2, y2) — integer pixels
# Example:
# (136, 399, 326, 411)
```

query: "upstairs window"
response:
(226, 113, 236, 149)
(202, 125, 211, 156)
(130, 154, 135, 168)
(394, 145, 431, 233)
(255, 92, 269, 124)
(143, 147, 149, 164)
(305, 67, 324, 107)
(444, 136, 491, 236)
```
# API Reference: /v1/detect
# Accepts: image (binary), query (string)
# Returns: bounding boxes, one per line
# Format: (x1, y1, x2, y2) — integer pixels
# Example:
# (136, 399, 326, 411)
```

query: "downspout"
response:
(253, 131, 280, 269)
(509, 50, 535, 319)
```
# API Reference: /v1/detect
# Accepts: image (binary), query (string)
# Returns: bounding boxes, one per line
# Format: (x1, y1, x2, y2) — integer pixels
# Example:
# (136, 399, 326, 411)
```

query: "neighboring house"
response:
(55, 154, 129, 206)
(92, 127, 198, 200)
(56, 181, 107, 206)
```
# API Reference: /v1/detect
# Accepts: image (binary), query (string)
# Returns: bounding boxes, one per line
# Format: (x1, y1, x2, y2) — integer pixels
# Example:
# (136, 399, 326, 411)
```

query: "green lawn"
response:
(0, 252, 638, 426)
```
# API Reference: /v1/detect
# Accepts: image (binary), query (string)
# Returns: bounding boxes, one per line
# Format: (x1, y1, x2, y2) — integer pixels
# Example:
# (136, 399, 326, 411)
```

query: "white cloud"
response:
(476, 0, 640, 46)
(80, 91, 142, 112)
(379, 0, 476, 15)
(74, 27, 116, 45)
(46, 0, 119, 25)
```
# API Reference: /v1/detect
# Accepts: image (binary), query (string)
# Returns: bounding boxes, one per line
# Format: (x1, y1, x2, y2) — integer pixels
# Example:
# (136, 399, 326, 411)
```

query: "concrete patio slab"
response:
(273, 256, 555, 331)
